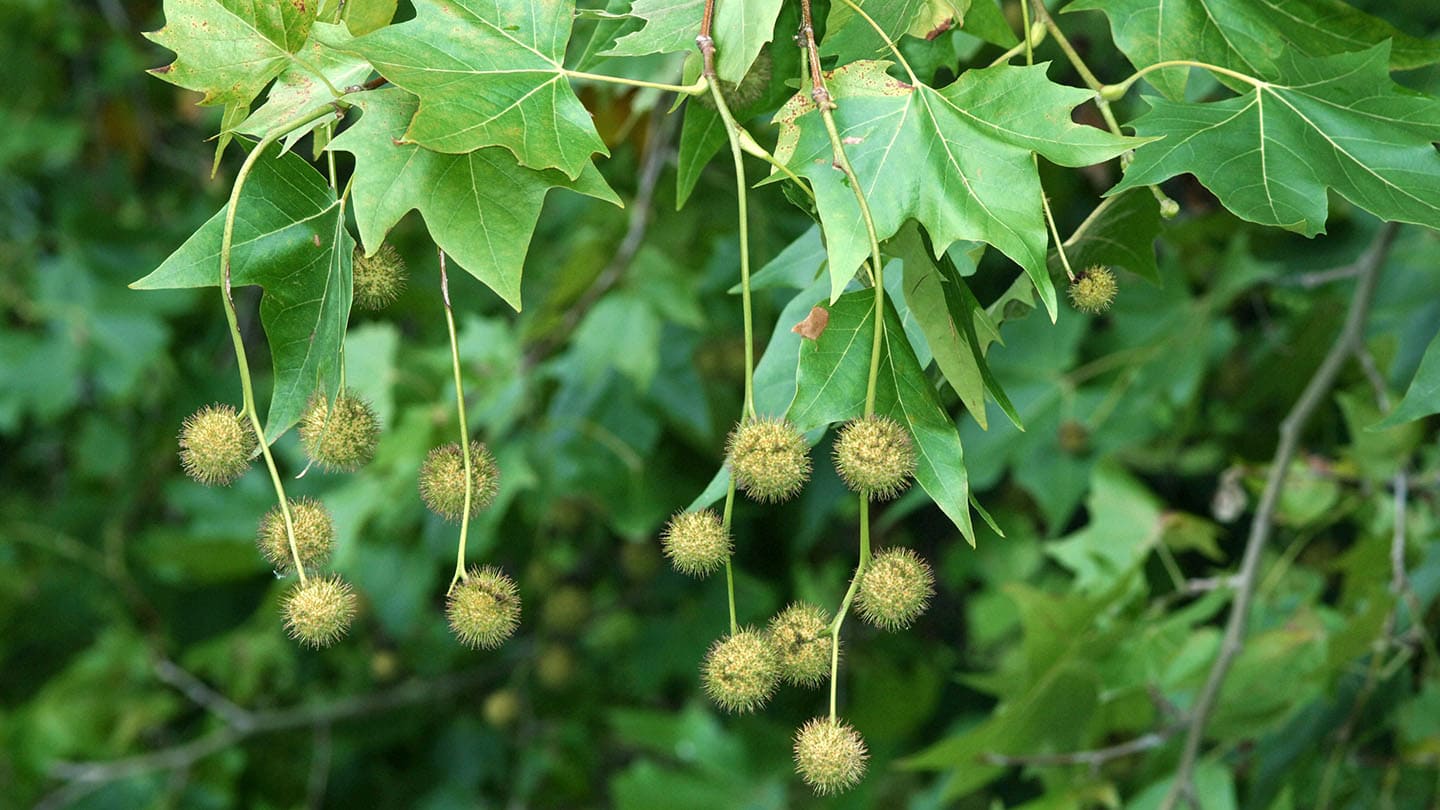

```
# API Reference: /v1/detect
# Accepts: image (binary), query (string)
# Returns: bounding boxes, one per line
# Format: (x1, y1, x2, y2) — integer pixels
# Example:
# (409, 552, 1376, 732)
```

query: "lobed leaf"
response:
(604, 0, 783, 85)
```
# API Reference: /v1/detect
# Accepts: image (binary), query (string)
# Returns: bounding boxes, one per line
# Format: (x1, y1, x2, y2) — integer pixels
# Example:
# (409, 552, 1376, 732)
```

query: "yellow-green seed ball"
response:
(1068, 265, 1119, 314)
(767, 602, 834, 688)
(257, 497, 335, 573)
(660, 509, 731, 577)
(298, 389, 379, 473)
(352, 243, 408, 310)
(281, 575, 358, 648)
(857, 547, 936, 632)
(446, 566, 522, 650)
(418, 441, 500, 521)
(727, 418, 811, 503)
(698, 49, 772, 111)
(541, 585, 590, 634)
(700, 628, 780, 713)
(833, 415, 916, 501)
(793, 716, 868, 795)
(178, 404, 256, 486)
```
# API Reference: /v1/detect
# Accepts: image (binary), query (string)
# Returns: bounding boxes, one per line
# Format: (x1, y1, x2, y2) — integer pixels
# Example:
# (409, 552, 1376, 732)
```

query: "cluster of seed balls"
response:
(659, 414, 937, 794)
(176, 245, 521, 651)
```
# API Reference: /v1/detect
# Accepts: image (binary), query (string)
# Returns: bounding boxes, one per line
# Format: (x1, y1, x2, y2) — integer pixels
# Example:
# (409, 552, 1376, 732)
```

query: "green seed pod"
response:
(660, 509, 731, 578)
(700, 627, 781, 713)
(857, 547, 936, 631)
(418, 441, 500, 521)
(1068, 265, 1118, 314)
(726, 418, 811, 503)
(298, 389, 379, 472)
(793, 716, 868, 795)
(766, 602, 834, 688)
(257, 497, 336, 573)
(178, 404, 256, 486)
(282, 574, 358, 648)
(447, 566, 522, 650)
(352, 243, 408, 310)
(833, 415, 916, 501)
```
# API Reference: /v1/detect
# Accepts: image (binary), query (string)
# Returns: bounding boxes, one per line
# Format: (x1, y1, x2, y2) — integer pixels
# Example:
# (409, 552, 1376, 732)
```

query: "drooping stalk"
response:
(438, 250, 476, 594)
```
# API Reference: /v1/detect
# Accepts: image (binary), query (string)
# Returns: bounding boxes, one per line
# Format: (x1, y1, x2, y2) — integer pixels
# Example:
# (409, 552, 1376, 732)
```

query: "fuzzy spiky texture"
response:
(257, 497, 335, 573)
(833, 415, 916, 500)
(660, 509, 731, 577)
(178, 404, 256, 486)
(447, 566, 522, 650)
(1068, 265, 1118, 314)
(727, 418, 811, 503)
(418, 441, 500, 521)
(701, 628, 781, 713)
(298, 389, 379, 472)
(698, 49, 772, 111)
(352, 243, 408, 310)
(793, 717, 868, 795)
(767, 602, 833, 688)
(282, 575, 358, 648)
(857, 547, 936, 631)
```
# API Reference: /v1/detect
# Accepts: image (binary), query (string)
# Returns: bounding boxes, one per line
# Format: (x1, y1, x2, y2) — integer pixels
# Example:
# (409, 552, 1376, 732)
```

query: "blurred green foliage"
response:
(3, 1, 1440, 809)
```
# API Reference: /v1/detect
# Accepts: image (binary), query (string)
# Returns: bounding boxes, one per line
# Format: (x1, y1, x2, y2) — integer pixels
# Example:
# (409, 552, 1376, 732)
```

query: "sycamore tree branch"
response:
(1159, 221, 1399, 810)
(984, 724, 1185, 770)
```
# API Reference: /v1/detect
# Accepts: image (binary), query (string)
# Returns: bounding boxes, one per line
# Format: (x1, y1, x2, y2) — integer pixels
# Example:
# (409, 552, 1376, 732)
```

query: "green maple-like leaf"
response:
(1066, 0, 1440, 101)
(349, 0, 606, 178)
(788, 290, 976, 544)
(144, 0, 317, 106)
(772, 61, 1140, 319)
(237, 23, 372, 152)
(327, 88, 620, 311)
(1112, 45, 1440, 236)
(131, 148, 352, 443)
(822, 0, 1014, 63)
(603, 0, 783, 85)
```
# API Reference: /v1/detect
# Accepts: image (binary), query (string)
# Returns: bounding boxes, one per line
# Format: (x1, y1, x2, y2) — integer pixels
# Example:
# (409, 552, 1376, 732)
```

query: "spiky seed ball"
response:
(699, 49, 772, 111)
(767, 602, 834, 688)
(298, 389, 379, 473)
(352, 243, 407, 310)
(857, 547, 936, 631)
(1068, 265, 1118, 314)
(257, 497, 336, 573)
(281, 575, 358, 648)
(447, 566, 522, 650)
(660, 509, 731, 577)
(701, 628, 781, 713)
(833, 415, 916, 501)
(793, 717, 868, 795)
(727, 418, 812, 503)
(178, 404, 256, 486)
(418, 441, 500, 521)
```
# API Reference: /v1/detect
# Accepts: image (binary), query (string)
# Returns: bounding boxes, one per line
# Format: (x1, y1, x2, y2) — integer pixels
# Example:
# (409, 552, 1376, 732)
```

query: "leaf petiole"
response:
(562, 68, 709, 96)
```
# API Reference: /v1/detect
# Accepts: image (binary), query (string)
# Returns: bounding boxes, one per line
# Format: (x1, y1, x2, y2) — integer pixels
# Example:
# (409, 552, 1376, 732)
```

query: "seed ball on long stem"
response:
(833, 414, 916, 500)
(700, 627, 781, 713)
(793, 716, 868, 795)
(726, 418, 811, 503)
(178, 404, 256, 486)
(257, 497, 335, 573)
(766, 602, 834, 688)
(660, 509, 731, 577)
(281, 574, 358, 648)
(1067, 265, 1118, 314)
(418, 441, 500, 521)
(352, 243, 408, 310)
(856, 547, 936, 631)
(447, 566, 522, 650)
(298, 389, 379, 472)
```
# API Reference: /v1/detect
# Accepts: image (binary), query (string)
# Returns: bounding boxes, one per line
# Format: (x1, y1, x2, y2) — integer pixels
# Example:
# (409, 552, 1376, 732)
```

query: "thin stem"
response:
(984, 724, 1183, 768)
(736, 128, 814, 199)
(1159, 222, 1398, 810)
(1020, 0, 1034, 66)
(439, 250, 475, 595)
(828, 496, 873, 719)
(836, 0, 919, 84)
(1104, 59, 1265, 100)
(220, 104, 341, 585)
(562, 68, 709, 96)
(1042, 189, 1075, 281)
(721, 480, 738, 634)
(986, 24, 1047, 68)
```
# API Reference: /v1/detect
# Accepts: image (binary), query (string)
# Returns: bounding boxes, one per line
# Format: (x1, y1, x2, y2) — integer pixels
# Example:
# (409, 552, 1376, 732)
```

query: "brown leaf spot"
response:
(842, 136, 863, 145)
(312, 234, 322, 247)
(791, 306, 830, 341)
(925, 18, 954, 40)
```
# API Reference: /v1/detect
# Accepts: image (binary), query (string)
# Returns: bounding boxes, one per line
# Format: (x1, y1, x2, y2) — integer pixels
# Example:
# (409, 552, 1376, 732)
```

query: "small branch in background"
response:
(1159, 221, 1399, 810)
(983, 724, 1185, 772)
(1355, 345, 1391, 412)
(153, 658, 254, 732)
(306, 722, 333, 810)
